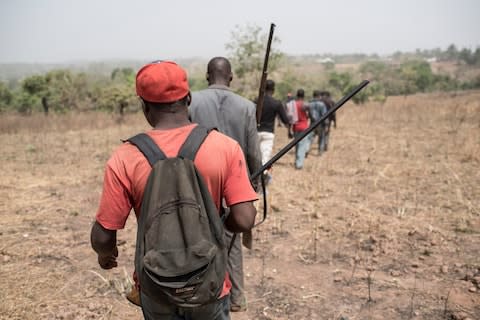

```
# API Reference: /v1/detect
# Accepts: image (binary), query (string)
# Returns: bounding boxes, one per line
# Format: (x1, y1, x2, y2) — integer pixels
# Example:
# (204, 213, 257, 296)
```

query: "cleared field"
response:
(0, 90, 479, 319)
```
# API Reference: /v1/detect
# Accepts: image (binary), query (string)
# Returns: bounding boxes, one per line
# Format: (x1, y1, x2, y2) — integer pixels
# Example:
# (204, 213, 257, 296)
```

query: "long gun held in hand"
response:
(255, 23, 276, 125)
(251, 80, 370, 226)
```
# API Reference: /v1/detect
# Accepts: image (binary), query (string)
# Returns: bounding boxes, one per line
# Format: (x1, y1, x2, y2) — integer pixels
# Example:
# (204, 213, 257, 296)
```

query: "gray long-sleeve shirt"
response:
(189, 85, 262, 177)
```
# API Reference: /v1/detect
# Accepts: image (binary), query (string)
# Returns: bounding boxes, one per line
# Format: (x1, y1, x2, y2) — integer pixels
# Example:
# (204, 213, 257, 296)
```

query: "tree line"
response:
(1, 26, 479, 115)
(0, 67, 138, 114)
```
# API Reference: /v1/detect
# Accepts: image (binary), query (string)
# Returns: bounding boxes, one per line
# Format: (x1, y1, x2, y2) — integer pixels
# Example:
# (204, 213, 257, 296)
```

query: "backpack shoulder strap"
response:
(177, 125, 214, 161)
(126, 133, 167, 166)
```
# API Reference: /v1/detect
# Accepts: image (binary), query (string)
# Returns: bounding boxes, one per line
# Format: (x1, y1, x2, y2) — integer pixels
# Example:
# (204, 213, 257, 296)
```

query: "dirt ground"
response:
(1, 91, 479, 320)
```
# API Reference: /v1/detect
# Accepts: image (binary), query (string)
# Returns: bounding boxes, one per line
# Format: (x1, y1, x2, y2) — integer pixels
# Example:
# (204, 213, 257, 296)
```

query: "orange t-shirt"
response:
(95, 123, 258, 297)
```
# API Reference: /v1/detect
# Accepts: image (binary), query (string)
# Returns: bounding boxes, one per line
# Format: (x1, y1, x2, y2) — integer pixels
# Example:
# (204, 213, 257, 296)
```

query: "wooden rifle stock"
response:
(255, 23, 276, 125)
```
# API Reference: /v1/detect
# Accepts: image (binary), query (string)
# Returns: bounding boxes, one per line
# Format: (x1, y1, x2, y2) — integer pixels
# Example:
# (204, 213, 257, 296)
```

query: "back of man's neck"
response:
(209, 80, 230, 87)
(153, 116, 191, 130)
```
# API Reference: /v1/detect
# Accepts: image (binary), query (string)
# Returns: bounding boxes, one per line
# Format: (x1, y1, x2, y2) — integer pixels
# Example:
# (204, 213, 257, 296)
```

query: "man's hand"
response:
(98, 246, 118, 269)
(91, 221, 118, 269)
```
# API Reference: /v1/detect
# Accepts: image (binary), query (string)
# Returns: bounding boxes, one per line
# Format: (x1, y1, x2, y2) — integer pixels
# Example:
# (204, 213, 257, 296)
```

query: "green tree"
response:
(445, 44, 458, 61)
(359, 61, 387, 81)
(226, 24, 283, 98)
(44, 69, 78, 113)
(111, 67, 135, 85)
(474, 48, 480, 66)
(458, 48, 476, 65)
(17, 75, 48, 113)
(15, 69, 95, 114)
(0, 81, 13, 112)
(328, 71, 353, 95)
(399, 60, 434, 94)
(275, 71, 300, 101)
(188, 76, 208, 92)
(93, 82, 136, 114)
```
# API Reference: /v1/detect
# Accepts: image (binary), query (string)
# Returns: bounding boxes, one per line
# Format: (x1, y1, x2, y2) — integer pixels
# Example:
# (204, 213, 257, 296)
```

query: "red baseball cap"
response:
(136, 61, 189, 103)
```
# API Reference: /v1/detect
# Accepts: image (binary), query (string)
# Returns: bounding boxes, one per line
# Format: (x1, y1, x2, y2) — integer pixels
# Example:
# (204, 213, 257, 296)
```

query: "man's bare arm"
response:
(90, 221, 118, 269)
(225, 201, 257, 233)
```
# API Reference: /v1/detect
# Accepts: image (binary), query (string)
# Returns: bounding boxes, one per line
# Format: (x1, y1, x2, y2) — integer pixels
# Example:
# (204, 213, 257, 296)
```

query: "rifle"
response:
(255, 23, 276, 125)
(252, 80, 370, 226)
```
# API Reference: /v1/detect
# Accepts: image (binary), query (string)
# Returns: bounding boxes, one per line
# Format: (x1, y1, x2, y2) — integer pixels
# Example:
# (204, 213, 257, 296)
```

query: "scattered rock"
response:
(451, 311, 468, 320)
(333, 276, 343, 282)
(473, 276, 480, 286)
(454, 262, 463, 268)
(3, 255, 11, 263)
(468, 286, 477, 293)
(391, 270, 401, 277)
(464, 272, 474, 280)
(270, 204, 280, 212)
(411, 262, 419, 268)
(441, 265, 449, 274)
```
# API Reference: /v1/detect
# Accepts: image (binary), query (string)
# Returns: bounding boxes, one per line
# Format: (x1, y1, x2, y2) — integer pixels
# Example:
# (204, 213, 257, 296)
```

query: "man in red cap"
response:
(90, 60, 258, 319)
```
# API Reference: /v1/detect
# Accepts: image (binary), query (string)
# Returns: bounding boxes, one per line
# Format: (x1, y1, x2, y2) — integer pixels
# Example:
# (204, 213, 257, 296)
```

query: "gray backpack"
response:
(127, 125, 227, 307)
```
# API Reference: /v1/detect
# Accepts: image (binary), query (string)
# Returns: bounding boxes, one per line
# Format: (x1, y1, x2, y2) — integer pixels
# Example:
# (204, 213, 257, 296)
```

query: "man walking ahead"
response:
(308, 90, 328, 155)
(321, 91, 336, 151)
(91, 61, 258, 319)
(257, 79, 290, 166)
(189, 56, 262, 312)
(292, 89, 310, 169)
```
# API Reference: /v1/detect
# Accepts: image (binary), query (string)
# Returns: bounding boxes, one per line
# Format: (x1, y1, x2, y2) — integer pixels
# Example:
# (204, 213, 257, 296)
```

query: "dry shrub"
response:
(0, 111, 145, 135)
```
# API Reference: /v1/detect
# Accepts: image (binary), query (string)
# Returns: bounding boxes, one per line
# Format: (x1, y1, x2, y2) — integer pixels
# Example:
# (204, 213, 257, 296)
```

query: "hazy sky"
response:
(1, 0, 479, 63)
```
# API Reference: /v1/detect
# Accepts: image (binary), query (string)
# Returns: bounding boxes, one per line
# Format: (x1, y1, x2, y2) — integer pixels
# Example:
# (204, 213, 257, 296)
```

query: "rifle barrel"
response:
(251, 80, 370, 180)
(256, 23, 276, 124)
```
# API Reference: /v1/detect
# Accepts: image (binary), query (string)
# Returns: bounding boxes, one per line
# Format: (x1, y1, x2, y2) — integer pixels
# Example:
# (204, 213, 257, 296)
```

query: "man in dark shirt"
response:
(257, 79, 290, 166)
(320, 91, 336, 151)
(308, 90, 328, 155)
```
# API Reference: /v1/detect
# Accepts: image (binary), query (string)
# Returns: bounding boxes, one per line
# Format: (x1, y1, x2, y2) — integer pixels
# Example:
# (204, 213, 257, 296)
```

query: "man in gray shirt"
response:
(189, 57, 262, 312)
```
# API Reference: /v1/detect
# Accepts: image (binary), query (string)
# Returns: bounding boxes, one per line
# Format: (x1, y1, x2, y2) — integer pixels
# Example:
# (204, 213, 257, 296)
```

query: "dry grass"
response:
(0, 90, 479, 319)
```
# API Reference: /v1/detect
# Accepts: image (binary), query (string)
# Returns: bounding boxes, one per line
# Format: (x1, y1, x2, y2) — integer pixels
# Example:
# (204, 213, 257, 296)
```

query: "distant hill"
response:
(0, 57, 208, 82)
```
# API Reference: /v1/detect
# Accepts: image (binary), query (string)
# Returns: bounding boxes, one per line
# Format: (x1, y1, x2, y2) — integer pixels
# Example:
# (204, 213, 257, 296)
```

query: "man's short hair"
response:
(207, 57, 232, 80)
(265, 79, 275, 92)
(142, 94, 190, 109)
(296, 89, 305, 98)
(313, 90, 321, 98)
